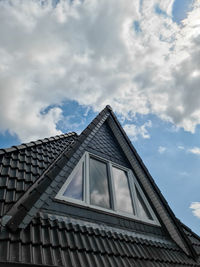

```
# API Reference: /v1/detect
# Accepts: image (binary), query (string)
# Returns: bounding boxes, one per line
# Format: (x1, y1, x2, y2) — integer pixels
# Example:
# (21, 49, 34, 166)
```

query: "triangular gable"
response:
(3, 105, 196, 258)
(86, 121, 130, 167)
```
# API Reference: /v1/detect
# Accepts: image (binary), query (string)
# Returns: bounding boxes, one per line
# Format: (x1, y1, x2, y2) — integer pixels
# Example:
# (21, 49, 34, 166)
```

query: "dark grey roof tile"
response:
(68, 250, 81, 267)
(32, 245, 43, 265)
(0, 240, 9, 261)
(1, 166, 10, 176)
(50, 227, 60, 247)
(92, 253, 105, 267)
(7, 178, 16, 190)
(58, 228, 68, 248)
(32, 224, 41, 245)
(21, 243, 32, 263)
(0, 188, 6, 200)
(78, 251, 91, 267)
(9, 241, 21, 262)
(43, 246, 54, 265)
(2, 157, 12, 166)
(16, 180, 24, 192)
(0, 177, 8, 187)
(9, 168, 18, 178)
(52, 247, 64, 266)
(41, 226, 50, 246)
(6, 190, 15, 203)
(61, 248, 72, 267)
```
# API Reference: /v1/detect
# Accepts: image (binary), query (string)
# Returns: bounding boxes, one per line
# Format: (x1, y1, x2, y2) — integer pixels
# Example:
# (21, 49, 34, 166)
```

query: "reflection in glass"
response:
(63, 163, 83, 201)
(89, 158, 111, 209)
(112, 167, 134, 214)
(136, 188, 153, 220)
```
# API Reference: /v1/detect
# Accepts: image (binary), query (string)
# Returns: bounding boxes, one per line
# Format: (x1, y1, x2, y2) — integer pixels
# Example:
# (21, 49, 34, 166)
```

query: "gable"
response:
(86, 121, 130, 168)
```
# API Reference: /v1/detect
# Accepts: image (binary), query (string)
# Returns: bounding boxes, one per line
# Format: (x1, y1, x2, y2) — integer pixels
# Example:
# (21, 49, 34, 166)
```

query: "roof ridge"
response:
(0, 132, 77, 155)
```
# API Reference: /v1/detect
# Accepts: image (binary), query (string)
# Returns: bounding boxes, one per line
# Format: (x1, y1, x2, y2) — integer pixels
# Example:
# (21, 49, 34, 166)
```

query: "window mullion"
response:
(128, 171, 139, 216)
(108, 162, 116, 211)
(85, 152, 90, 205)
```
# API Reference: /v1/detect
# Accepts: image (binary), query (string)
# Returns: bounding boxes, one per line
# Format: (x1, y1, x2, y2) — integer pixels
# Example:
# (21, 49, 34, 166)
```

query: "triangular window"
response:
(135, 187, 153, 220)
(56, 152, 159, 225)
(63, 162, 84, 201)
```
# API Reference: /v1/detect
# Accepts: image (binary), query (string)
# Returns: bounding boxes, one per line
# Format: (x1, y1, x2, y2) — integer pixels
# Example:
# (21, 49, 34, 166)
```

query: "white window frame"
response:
(56, 152, 160, 226)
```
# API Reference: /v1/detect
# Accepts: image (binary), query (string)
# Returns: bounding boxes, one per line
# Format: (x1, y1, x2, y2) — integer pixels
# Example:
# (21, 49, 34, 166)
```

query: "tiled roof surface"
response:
(0, 212, 199, 267)
(0, 133, 77, 217)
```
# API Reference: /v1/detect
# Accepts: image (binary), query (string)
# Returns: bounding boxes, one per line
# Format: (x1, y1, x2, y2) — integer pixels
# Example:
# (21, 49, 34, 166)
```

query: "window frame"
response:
(56, 152, 160, 226)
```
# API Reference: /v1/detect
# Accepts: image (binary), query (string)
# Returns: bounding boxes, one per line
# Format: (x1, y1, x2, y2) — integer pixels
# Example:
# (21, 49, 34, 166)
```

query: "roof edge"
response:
(0, 132, 77, 155)
(180, 220, 200, 242)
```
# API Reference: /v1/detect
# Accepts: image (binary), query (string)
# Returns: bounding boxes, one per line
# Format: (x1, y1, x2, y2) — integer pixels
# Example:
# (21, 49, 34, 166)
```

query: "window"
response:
(56, 152, 159, 225)
(62, 161, 84, 201)
(89, 158, 111, 209)
(112, 166, 134, 214)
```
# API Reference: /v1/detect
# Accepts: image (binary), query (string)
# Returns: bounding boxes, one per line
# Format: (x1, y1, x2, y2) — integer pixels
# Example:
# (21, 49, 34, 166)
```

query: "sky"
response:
(0, 0, 200, 235)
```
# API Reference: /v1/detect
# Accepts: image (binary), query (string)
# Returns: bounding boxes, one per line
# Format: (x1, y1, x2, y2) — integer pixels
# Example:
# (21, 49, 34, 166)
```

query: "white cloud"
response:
(0, 0, 200, 141)
(190, 202, 200, 218)
(179, 171, 189, 177)
(178, 145, 185, 150)
(188, 147, 200, 155)
(158, 146, 166, 154)
(123, 120, 152, 141)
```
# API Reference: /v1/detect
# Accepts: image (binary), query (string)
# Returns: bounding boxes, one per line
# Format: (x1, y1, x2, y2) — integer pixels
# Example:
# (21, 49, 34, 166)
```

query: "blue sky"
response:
(1, 0, 200, 235)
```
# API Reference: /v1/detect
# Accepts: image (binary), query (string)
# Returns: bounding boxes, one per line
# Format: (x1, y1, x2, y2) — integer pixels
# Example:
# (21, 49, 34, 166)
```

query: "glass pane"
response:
(63, 162, 84, 201)
(136, 188, 153, 220)
(89, 158, 111, 209)
(112, 167, 134, 214)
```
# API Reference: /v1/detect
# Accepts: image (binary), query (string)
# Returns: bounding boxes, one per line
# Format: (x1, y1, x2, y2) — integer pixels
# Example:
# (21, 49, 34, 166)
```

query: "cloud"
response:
(190, 202, 200, 218)
(179, 171, 189, 177)
(158, 146, 166, 154)
(188, 147, 200, 155)
(0, 0, 200, 141)
(123, 120, 152, 141)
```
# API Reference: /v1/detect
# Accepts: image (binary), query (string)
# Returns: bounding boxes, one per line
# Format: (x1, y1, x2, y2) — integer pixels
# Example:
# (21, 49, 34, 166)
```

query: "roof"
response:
(0, 132, 77, 217)
(0, 211, 199, 267)
(0, 105, 199, 266)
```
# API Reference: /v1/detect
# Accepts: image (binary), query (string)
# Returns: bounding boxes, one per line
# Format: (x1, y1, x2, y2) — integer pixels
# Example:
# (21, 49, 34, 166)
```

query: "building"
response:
(0, 105, 200, 266)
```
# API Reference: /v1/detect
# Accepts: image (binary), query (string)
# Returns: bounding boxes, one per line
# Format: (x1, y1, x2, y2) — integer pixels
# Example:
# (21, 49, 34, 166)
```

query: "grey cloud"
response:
(0, 0, 200, 141)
